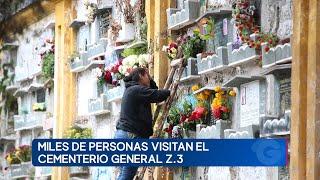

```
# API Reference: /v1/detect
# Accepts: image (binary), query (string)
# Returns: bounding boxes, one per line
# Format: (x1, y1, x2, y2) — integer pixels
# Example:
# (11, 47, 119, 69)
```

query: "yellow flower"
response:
(192, 84, 200, 92)
(196, 93, 205, 101)
(229, 90, 236, 97)
(214, 86, 222, 92)
(211, 98, 222, 109)
(15, 151, 20, 157)
(7, 156, 12, 164)
(215, 93, 222, 98)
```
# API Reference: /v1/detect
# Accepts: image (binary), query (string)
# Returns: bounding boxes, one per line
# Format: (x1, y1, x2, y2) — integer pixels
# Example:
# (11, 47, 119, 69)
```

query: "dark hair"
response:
(123, 67, 147, 82)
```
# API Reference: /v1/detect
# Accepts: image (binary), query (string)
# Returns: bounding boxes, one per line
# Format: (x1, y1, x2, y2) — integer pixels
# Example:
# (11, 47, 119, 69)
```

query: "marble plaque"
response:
(240, 80, 260, 127)
(279, 78, 291, 115)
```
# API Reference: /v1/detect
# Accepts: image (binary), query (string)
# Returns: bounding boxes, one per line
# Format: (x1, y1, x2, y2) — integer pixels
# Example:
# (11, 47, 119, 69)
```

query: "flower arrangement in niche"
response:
(5, 148, 21, 165)
(118, 54, 149, 76)
(64, 126, 92, 139)
(94, 54, 150, 87)
(5, 145, 31, 165)
(165, 42, 178, 60)
(109, 19, 122, 41)
(191, 84, 213, 101)
(164, 98, 207, 137)
(196, 17, 215, 41)
(32, 102, 46, 111)
(121, 43, 148, 57)
(39, 39, 54, 79)
(84, 0, 98, 23)
(15, 145, 31, 162)
(232, 0, 279, 61)
(92, 66, 112, 87)
(211, 86, 236, 121)
(179, 31, 206, 59)
(115, 0, 144, 23)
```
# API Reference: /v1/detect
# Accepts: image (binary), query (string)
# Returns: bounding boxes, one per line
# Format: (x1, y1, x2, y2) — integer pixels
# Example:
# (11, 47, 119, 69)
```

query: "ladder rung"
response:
(170, 58, 183, 67)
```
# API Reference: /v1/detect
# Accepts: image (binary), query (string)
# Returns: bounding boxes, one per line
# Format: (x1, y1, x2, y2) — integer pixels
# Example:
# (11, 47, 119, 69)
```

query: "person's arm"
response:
(137, 86, 170, 103)
(149, 79, 158, 89)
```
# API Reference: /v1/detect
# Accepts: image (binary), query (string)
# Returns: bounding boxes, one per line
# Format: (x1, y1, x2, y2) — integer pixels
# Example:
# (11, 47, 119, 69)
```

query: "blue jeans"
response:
(114, 129, 140, 180)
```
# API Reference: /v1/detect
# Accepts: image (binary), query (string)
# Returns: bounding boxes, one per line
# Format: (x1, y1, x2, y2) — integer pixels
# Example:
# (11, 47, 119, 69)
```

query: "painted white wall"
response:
(15, 14, 54, 80)
(77, 70, 97, 116)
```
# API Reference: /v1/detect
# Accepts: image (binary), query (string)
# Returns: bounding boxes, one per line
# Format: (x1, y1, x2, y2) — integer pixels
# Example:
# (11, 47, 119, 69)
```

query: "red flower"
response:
(212, 108, 221, 119)
(220, 106, 229, 113)
(164, 124, 173, 135)
(179, 115, 187, 123)
(169, 42, 178, 49)
(104, 70, 112, 84)
(265, 46, 270, 52)
(195, 107, 205, 115)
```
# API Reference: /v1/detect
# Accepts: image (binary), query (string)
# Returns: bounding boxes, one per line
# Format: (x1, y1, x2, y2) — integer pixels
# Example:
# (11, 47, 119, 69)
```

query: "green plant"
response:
(121, 44, 147, 57)
(0, 62, 18, 116)
(64, 126, 93, 139)
(195, 17, 215, 41)
(181, 33, 206, 59)
(15, 145, 31, 162)
(42, 53, 54, 79)
(32, 102, 46, 111)
(167, 105, 180, 126)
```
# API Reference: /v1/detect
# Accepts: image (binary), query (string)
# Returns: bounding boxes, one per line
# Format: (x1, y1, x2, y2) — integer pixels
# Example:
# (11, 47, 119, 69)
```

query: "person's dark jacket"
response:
(116, 80, 170, 138)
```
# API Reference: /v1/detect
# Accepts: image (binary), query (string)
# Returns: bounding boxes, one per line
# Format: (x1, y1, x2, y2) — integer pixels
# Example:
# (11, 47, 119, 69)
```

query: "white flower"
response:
(123, 55, 138, 67)
(138, 54, 148, 66)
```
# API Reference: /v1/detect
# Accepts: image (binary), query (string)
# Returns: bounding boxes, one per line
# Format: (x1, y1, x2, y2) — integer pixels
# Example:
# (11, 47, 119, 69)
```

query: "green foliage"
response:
(181, 100, 193, 116)
(121, 44, 147, 57)
(42, 53, 54, 79)
(182, 34, 206, 59)
(64, 126, 93, 139)
(195, 18, 215, 41)
(167, 105, 180, 125)
(0, 61, 17, 115)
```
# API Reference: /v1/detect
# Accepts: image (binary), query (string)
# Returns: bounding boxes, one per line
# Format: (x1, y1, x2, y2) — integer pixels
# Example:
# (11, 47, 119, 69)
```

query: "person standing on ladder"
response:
(115, 67, 171, 180)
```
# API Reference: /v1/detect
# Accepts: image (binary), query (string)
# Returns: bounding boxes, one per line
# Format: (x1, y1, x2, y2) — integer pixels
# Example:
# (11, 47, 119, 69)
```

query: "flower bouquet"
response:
(15, 145, 31, 162)
(92, 66, 113, 87)
(165, 42, 178, 60)
(118, 54, 149, 76)
(32, 102, 46, 111)
(64, 126, 92, 139)
(211, 86, 236, 122)
(5, 148, 21, 165)
(39, 39, 55, 79)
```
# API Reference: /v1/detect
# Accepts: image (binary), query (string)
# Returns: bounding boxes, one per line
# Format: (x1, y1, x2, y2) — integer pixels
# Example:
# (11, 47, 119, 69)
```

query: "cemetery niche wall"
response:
(162, 0, 292, 179)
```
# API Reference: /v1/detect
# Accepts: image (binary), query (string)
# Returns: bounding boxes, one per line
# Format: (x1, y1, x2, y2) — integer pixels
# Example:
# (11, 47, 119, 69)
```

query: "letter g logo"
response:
(251, 140, 285, 165)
